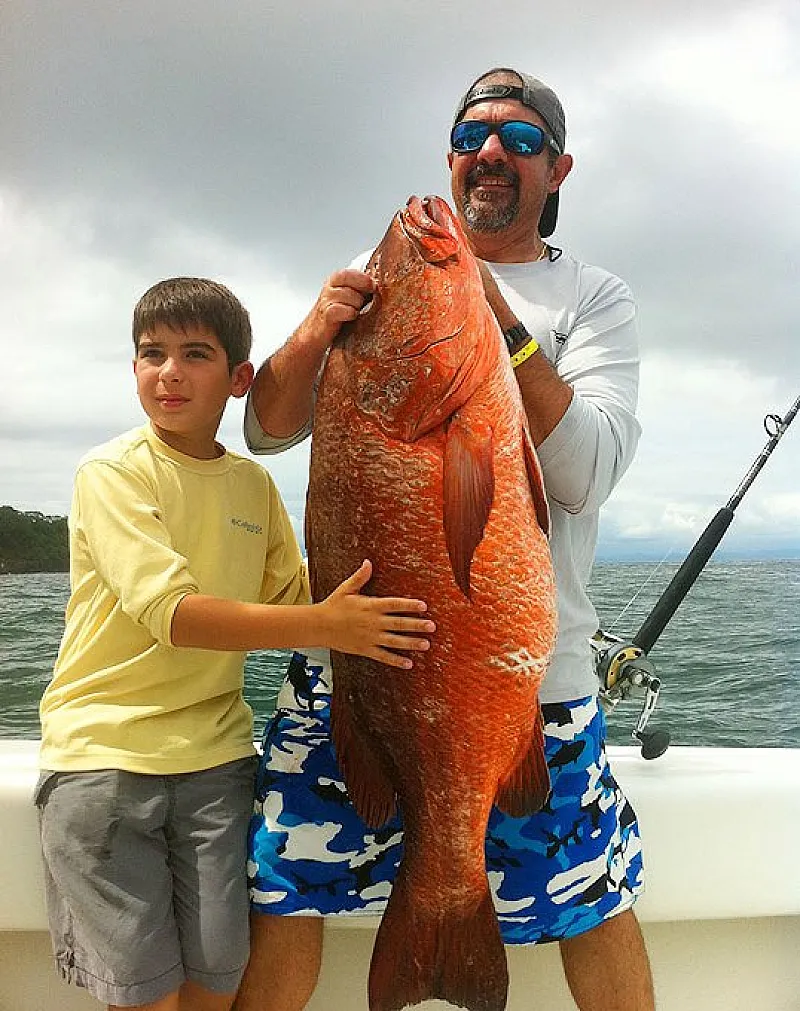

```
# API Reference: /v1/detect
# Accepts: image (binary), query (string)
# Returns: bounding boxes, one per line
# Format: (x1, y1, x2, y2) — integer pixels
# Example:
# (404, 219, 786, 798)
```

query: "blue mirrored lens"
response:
(450, 120, 547, 156)
(451, 121, 488, 151)
(499, 122, 545, 156)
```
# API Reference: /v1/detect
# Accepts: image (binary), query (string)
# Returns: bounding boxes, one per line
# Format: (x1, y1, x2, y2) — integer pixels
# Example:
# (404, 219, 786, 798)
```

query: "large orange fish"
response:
(306, 195, 558, 1011)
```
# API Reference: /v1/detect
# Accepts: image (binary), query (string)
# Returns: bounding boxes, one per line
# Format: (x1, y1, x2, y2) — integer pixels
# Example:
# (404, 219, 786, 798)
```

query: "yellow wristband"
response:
(510, 337, 539, 368)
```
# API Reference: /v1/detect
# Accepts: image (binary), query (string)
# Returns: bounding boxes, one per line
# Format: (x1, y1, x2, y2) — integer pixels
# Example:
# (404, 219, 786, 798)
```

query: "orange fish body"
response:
(306, 195, 558, 1011)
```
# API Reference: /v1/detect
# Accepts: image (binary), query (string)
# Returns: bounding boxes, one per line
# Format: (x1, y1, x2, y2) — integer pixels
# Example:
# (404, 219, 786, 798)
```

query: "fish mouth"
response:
(390, 196, 470, 360)
(419, 194, 453, 229)
(399, 195, 462, 263)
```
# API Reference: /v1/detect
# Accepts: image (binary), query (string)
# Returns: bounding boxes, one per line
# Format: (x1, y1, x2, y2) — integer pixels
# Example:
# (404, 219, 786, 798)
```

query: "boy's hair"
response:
(132, 277, 253, 369)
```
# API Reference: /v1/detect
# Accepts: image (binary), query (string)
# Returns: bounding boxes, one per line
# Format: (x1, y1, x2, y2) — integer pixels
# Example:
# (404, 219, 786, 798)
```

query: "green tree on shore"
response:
(0, 507, 69, 574)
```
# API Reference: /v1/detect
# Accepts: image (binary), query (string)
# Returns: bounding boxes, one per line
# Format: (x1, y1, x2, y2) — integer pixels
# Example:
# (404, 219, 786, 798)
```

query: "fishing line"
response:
(604, 545, 677, 633)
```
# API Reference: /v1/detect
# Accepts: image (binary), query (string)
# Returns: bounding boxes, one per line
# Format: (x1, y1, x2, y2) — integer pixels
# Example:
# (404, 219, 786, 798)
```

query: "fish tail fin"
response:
(368, 872, 508, 1011)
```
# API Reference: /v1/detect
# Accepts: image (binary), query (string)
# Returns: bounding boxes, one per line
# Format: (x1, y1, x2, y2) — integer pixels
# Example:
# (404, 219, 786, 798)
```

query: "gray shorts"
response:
(35, 757, 257, 1007)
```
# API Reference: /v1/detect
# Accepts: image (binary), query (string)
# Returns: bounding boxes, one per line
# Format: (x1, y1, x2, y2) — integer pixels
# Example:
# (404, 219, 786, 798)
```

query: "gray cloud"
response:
(1, 0, 797, 553)
(4, 1, 779, 279)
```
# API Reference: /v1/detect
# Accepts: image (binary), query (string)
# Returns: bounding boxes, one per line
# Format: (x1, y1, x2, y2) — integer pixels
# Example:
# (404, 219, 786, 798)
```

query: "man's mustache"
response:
(466, 164, 519, 188)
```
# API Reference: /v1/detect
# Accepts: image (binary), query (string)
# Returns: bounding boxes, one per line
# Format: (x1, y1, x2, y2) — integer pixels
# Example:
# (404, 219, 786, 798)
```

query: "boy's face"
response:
(133, 322, 253, 458)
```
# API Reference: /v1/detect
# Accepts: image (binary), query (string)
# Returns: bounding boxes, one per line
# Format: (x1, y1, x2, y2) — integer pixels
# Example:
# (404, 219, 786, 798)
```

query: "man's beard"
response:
(459, 166, 520, 233)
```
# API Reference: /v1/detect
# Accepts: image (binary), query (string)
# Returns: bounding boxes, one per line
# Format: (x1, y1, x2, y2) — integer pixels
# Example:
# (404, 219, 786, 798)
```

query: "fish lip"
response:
(419, 194, 453, 229)
(399, 195, 460, 259)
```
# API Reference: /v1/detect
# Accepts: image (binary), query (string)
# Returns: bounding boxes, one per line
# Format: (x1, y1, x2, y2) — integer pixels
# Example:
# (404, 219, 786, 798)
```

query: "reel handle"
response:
(631, 674, 670, 759)
(635, 727, 671, 760)
(594, 637, 670, 759)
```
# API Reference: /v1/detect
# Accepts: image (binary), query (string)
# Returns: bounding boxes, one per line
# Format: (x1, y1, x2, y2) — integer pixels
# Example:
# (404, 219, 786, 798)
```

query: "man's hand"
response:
(316, 560, 435, 668)
(248, 269, 375, 441)
(304, 269, 376, 348)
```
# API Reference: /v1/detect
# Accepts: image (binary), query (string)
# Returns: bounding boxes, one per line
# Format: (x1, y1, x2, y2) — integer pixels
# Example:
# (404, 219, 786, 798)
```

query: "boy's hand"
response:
(317, 560, 434, 668)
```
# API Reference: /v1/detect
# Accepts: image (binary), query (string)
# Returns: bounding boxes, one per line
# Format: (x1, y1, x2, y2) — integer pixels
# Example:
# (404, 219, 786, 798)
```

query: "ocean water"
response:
(1, 561, 798, 749)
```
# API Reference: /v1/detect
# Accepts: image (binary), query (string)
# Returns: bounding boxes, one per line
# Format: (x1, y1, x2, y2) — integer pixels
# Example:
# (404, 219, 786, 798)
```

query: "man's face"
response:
(448, 99, 561, 237)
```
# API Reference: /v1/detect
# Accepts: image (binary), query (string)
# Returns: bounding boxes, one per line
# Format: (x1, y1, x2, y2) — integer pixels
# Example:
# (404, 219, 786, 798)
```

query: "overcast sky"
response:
(2, 0, 798, 561)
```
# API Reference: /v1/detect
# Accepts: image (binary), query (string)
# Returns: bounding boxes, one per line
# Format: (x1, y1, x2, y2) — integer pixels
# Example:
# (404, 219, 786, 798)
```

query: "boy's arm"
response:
(72, 460, 199, 645)
(75, 454, 433, 667)
(171, 560, 434, 668)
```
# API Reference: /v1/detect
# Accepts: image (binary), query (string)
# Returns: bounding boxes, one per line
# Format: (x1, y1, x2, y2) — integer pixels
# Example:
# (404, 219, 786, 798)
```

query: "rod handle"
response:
(632, 507, 734, 654)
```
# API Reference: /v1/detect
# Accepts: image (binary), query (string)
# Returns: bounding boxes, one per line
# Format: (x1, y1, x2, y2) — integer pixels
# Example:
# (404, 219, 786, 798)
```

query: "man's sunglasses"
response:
(450, 120, 561, 157)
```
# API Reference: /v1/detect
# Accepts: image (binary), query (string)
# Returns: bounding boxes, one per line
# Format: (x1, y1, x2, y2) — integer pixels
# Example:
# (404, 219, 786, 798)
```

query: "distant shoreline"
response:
(1, 564, 70, 576)
(0, 507, 68, 575)
(2, 558, 798, 577)
(2, 504, 797, 571)
(595, 550, 800, 564)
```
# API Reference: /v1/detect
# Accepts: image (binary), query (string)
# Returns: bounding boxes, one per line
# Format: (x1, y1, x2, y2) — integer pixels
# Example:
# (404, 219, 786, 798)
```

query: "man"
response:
(235, 68, 654, 1011)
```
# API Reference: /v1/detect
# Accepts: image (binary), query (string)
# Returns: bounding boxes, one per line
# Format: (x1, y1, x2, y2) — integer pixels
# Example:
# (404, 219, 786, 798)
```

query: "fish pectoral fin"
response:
(494, 711, 551, 816)
(522, 427, 551, 537)
(443, 414, 495, 599)
(330, 685, 397, 829)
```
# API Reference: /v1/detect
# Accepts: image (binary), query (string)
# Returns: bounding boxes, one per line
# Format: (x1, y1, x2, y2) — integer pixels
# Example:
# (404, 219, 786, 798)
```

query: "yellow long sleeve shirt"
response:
(40, 424, 309, 774)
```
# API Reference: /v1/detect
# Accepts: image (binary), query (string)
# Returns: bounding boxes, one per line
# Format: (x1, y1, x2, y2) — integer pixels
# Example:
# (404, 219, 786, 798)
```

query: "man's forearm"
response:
(477, 259, 572, 445)
(513, 353, 573, 446)
(250, 268, 376, 439)
(250, 324, 328, 439)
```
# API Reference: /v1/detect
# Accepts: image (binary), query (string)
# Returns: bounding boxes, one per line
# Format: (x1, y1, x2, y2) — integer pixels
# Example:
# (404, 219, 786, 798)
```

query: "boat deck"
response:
(2, 742, 799, 1009)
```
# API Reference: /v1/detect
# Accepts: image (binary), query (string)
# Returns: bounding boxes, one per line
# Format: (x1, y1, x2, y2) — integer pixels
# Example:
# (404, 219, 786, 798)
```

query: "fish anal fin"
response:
(443, 414, 495, 599)
(522, 427, 551, 537)
(368, 871, 508, 1011)
(330, 683, 396, 829)
(495, 710, 551, 816)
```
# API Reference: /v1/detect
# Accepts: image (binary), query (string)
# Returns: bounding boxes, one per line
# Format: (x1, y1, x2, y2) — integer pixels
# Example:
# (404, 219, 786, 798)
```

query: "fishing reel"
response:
(588, 395, 799, 761)
(591, 631, 670, 760)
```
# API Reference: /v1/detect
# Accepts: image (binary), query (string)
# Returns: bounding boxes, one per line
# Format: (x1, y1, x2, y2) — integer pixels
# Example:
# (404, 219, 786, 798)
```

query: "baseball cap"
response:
(452, 68, 566, 237)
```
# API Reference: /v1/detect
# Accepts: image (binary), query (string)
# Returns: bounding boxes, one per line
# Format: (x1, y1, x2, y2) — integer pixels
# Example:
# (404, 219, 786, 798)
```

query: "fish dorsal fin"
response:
(522, 426, 550, 537)
(443, 414, 494, 599)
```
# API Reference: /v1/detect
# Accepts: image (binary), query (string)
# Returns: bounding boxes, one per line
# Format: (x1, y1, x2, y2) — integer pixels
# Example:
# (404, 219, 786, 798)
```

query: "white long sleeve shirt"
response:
(245, 249, 641, 703)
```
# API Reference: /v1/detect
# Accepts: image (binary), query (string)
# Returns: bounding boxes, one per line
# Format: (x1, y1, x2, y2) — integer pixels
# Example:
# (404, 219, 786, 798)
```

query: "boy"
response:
(36, 277, 434, 1011)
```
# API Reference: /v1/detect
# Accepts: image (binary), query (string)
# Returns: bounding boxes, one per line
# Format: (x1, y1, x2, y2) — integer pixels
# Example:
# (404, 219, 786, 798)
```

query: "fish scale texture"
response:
(305, 196, 558, 1010)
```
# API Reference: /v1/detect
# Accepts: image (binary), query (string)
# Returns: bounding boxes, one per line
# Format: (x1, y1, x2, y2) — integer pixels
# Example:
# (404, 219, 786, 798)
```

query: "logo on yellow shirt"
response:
(231, 517, 263, 534)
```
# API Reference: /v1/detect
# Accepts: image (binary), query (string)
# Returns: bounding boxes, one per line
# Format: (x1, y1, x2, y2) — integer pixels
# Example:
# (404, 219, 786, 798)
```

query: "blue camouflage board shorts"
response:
(247, 650, 644, 944)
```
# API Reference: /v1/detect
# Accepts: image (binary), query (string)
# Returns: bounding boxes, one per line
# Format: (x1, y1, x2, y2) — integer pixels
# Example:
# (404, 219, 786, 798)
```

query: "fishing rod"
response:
(593, 393, 800, 760)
